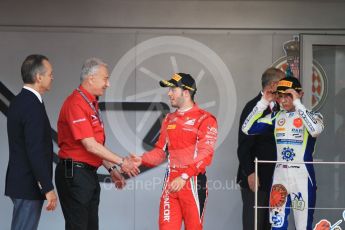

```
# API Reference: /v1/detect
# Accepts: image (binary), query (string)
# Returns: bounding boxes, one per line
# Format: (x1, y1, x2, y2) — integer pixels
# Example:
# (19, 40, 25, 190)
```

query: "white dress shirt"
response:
(23, 86, 43, 103)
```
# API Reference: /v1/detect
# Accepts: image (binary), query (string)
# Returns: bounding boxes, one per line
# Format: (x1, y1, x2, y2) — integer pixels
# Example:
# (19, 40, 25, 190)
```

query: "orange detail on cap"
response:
(172, 74, 182, 82)
(278, 80, 293, 88)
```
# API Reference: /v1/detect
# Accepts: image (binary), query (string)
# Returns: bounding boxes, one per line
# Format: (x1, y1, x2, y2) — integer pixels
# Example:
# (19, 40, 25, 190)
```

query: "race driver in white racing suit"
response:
(242, 76, 324, 230)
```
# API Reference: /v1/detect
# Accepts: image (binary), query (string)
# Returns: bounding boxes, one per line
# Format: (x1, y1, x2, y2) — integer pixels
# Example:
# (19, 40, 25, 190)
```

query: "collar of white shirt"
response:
(23, 86, 43, 103)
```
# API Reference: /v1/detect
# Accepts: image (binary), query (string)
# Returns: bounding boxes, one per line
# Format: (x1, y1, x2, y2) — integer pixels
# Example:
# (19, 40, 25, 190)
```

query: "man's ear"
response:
(183, 89, 191, 98)
(86, 75, 94, 84)
(299, 91, 304, 98)
(34, 74, 41, 84)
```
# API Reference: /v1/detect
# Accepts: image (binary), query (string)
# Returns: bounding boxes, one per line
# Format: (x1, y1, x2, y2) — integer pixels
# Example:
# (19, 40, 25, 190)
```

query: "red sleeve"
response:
(183, 115, 218, 177)
(65, 104, 94, 140)
(141, 115, 169, 167)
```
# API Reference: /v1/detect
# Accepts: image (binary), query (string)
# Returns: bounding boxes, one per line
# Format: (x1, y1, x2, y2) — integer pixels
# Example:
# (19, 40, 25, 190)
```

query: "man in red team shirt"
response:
(131, 73, 218, 230)
(55, 58, 138, 230)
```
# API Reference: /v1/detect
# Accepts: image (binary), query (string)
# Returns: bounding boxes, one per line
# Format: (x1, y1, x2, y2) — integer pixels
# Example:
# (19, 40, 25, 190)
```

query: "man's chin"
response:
(98, 90, 106, 96)
(170, 103, 178, 108)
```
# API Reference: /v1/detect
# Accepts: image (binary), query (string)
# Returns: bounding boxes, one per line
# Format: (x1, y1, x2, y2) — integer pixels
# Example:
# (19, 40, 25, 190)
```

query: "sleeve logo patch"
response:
(72, 118, 86, 124)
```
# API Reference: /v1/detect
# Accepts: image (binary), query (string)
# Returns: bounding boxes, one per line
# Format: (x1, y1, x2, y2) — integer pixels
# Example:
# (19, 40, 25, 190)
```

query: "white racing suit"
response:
(242, 97, 324, 230)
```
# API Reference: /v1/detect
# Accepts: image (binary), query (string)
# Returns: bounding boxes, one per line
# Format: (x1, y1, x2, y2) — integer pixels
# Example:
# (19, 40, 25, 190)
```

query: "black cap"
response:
(276, 77, 302, 93)
(159, 73, 197, 92)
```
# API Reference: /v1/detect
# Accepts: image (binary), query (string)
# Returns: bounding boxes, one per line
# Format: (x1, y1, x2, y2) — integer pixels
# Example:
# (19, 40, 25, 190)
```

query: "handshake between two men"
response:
(105, 153, 142, 189)
(107, 153, 194, 194)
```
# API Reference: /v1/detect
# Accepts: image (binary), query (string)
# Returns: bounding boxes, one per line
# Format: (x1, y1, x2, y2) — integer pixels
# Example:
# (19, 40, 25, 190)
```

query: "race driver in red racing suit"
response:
(131, 73, 218, 230)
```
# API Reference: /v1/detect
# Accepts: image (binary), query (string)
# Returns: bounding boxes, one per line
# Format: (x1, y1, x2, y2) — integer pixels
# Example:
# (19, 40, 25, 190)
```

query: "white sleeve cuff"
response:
(293, 98, 303, 108)
(257, 97, 270, 109)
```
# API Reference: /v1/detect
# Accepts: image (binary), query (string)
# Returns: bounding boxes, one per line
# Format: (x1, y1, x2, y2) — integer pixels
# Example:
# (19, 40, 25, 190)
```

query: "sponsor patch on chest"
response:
(167, 124, 176, 130)
(184, 119, 196, 126)
(277, 118, 286, 126)
(293, 118, 303, 128)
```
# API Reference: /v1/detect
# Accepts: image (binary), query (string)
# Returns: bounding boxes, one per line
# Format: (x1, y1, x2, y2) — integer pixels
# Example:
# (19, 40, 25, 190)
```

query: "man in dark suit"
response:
(237, 67, 284, 230)
(5, 54, 57, 230)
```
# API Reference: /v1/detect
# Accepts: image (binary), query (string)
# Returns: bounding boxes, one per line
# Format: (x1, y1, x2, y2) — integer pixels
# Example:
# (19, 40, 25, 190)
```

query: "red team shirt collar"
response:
(78, 85, 97, 104)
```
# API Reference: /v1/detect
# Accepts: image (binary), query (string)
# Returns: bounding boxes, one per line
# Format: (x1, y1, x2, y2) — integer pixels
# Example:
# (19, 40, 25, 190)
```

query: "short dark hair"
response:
(21, 54, 49, 84)
(261, 67, 285, 89)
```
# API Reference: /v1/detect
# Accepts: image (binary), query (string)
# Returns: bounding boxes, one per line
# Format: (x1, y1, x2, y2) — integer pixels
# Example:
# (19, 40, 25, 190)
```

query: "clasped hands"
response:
(119, 154, 142, 177)
(128, 154, 186, 193)
(107, 154, 140, 189)
(116, 154, 186, 193)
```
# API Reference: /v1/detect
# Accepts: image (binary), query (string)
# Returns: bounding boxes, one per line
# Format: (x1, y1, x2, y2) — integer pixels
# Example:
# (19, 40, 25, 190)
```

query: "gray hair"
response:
(261, 67, 285, 89)
(80, 57, 108, 82)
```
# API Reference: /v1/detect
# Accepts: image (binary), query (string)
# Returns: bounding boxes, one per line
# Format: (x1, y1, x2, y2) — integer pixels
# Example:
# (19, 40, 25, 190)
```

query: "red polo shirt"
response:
(57, 85, 105, 167)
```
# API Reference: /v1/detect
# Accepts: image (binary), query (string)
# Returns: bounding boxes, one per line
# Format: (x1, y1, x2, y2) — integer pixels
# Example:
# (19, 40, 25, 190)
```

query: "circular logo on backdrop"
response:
(105, 36, 237, 152)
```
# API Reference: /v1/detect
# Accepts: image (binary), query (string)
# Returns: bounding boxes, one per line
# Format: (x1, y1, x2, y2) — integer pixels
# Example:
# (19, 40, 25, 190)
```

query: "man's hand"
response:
(129, 153, 142, 168)
(248, 172, 260, 192)
(168, 177, 187, 193)
(263, 86, 277, 103)
(110, 168, 126, 189)
(121, 157, 140, 177)
(45, 190, 57, 211)
(284, 88, 301, 101)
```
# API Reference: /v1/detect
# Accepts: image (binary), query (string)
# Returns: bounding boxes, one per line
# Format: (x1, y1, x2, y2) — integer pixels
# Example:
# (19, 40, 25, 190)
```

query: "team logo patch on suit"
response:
(288, 112, 295, 117)
(184, 119, 196, 126)
(276, 133, 286, 137)
(91, 114, 98, 121)
(291, 192, 305, 211)
(282, 147, 296, 161)
(292, 133, 302, 138)
(293, 118, 303, 128)
(167, 124, 176, 130)
(72, 118, 86, 124)
(276, 127, 286, 132)
(91, 114, 99, 124)
(278, 118, 286, 126)
(271, 212, 284, 228)
(270, 184, 288, 208)
(292, 128, 303, 134)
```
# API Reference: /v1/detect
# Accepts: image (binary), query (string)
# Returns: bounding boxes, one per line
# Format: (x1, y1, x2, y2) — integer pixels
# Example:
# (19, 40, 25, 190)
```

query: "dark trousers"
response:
(10, 198, 44, 230)
(55, 162, 100, 230)
(241, 188, 271, 230)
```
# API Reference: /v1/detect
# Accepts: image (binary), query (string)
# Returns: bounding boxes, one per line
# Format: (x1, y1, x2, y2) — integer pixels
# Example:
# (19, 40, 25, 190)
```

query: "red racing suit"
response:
(142, 104, 218, 230)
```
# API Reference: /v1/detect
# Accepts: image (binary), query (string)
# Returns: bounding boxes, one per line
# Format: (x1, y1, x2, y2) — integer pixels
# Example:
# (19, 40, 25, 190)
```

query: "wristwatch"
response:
(180, 173, 189, 181)
(116, 158, 124, 168)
